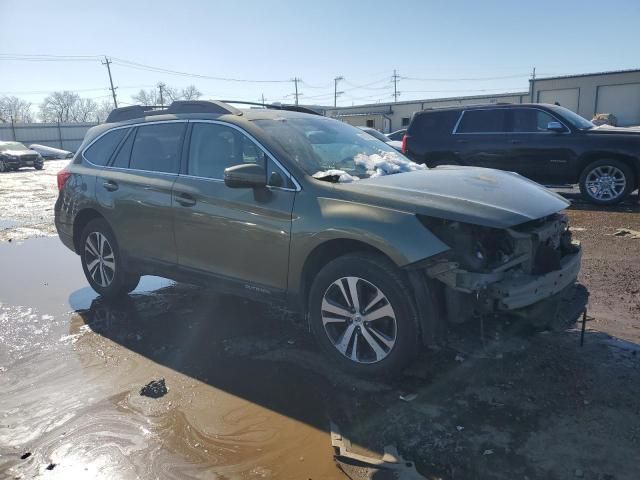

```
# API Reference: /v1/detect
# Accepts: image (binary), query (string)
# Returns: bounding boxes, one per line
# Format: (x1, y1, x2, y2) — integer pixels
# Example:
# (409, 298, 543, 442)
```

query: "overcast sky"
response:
(1, 0, 639, 107)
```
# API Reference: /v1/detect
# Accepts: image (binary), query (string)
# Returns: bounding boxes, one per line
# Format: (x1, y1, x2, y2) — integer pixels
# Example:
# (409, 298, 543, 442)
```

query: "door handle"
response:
(174, 193, 196, 207)
(456, 139, 468, 144)
(102, 180, 119, 192)
(509, 139, 522, 144)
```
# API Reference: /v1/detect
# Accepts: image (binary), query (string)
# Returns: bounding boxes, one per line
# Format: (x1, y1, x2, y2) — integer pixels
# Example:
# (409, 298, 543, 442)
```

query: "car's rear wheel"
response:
(80, 218, 140, 299)
(579, 159, 634, 205)
(308, 252, 419, 377)
(34, 163, 43, 170)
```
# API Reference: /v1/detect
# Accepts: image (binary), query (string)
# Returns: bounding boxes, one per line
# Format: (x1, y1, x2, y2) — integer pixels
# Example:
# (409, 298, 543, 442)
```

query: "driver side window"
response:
(188, 123, 265, 179)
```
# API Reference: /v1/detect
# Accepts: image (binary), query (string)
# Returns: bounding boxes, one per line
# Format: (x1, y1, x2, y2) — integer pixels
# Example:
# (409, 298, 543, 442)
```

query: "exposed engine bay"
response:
(419, 213, 582, 323)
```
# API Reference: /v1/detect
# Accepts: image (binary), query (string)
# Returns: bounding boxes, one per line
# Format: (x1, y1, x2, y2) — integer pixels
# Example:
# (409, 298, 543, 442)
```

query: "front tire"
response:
(80, 218, 140, 299)
(34, 163, 44, 170)
(579, 159, 634, 205)
(308, 252, 420, 377)
(0, 160, 6, 173)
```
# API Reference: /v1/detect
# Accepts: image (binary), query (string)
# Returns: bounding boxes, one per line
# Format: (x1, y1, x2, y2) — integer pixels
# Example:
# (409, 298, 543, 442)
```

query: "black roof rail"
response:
(220, 100, 322, 115)
(105, 99, 321, 123)
(105, 100, 243, 123)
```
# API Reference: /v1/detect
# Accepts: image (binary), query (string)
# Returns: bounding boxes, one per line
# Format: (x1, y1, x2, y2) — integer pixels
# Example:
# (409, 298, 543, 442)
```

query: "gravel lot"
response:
(0, 162, 638, 479)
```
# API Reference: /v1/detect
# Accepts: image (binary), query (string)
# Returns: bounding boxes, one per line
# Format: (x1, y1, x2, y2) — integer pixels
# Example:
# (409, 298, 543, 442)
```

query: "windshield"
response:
(0, 142, 28, 151)
(254, 116, 425, 182)
(358, 127, 390, 143)
(553, 106, 594, 130)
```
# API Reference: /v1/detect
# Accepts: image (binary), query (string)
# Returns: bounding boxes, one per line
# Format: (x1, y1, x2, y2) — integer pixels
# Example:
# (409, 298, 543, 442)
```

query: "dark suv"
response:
(0, 141, 44, 172)
(55, 100, 583, 376)
(403, 103, 640, 205)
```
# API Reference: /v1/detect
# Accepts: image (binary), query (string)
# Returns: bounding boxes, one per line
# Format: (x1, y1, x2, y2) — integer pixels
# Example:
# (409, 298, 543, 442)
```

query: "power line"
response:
(401, 73, 531, 82)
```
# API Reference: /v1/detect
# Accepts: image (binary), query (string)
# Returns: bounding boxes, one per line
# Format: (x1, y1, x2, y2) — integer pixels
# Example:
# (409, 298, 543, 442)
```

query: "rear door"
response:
(172, 121, 296, 293)
(452, 108, 514, 171)
(95, 121, 185, 264)
(506, 107, 576, 184)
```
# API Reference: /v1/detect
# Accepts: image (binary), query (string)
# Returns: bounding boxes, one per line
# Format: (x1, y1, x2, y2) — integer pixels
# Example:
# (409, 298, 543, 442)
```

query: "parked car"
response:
(0, 141, 44, 172)
(29, 143, 74, 160)
(55, 100, 583, 376)
(357, 126, 402, 152)
(403, 103, 640, 205)
(386, 128, 406, 141)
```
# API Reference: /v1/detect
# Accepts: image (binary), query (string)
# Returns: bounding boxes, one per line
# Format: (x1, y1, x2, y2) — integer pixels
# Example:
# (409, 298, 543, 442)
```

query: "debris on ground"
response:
(140, 378, 168, 398)
(483, 449, 494, 456)
(46, 463, 56, 470)
(399, 393, 417, 402)
(20, 452, 31, 460)
(330, 422, 426, 479)
(613, 228, 640, 239)
(455, 354, 465, 362)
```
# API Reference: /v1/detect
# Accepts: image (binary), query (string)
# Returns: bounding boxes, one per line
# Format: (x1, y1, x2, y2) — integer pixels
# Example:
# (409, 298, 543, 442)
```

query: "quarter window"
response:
(512, 109, 563, 133)
(130, 123, 185, 174)
(83, 128, 127, 166)
(456, 109, 508, 133)
(111, 129, 135, 168)
(188, 123, 265, 180)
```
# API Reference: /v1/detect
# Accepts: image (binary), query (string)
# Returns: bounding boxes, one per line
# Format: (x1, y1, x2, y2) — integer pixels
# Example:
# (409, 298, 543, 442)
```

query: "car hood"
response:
(586, 125, 640, 135)
(0, 148, 38, 157)
(341, 166, 569, 228)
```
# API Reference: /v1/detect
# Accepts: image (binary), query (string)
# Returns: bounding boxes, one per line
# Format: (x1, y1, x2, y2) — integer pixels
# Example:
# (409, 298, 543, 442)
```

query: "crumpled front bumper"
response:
(427, 246, 583, 312)
(488, 248, 582, 310)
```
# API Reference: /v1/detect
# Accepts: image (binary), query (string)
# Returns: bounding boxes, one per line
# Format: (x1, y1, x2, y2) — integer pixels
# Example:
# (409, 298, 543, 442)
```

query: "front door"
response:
(172, 121, 296, 293)
(505, 108, 576, 185)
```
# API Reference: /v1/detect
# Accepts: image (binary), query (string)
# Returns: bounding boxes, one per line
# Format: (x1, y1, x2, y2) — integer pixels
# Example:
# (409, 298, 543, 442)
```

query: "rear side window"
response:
(456, 109, 508, 133)
(83, 129, 126, 166)
(130, 123, 185, 173)
(111, 129, 135, 168)
(408, 110, 459, 136)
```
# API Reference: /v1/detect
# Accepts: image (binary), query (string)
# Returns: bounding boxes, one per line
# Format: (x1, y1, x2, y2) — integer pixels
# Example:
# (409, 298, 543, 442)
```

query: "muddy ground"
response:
(0, 162, 639, 479)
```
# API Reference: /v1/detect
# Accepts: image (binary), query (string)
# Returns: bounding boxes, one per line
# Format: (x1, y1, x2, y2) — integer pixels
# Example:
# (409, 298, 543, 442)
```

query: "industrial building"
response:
(321, 68, 640, 132)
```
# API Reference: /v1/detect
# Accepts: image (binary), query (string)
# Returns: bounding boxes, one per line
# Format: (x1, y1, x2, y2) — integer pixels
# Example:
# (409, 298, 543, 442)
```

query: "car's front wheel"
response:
(308, 252, 420, 377)
(579, 159, 634, 205)
(80, 218, 140, 299)
(0, 160, 7, 173)
(34, 163, 44, 170)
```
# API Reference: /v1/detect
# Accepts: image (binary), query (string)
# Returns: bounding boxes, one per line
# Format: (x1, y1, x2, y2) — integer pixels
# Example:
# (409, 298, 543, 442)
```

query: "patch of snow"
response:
(354, 151, 426, 178)
(312, 169, 359, 183)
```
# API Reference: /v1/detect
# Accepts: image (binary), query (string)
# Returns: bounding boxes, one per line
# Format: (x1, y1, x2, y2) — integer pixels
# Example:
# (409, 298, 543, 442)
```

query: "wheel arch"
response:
(72, 208, 109, 253)
(578, 152, 639, 188)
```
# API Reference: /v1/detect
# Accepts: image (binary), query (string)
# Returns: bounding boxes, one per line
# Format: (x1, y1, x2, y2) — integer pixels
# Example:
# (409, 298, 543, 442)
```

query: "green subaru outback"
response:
(55, 100, 583, 376)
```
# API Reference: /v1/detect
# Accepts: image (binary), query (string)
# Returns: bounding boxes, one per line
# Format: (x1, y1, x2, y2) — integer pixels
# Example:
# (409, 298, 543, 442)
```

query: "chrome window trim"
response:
(451, 107, 570, 135)
(185, 119, 301, 192)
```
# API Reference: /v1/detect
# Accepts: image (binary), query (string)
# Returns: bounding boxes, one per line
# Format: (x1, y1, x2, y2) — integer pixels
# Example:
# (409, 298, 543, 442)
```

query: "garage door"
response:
(538, 88, 580, 113)
(596, 83, 640, 126)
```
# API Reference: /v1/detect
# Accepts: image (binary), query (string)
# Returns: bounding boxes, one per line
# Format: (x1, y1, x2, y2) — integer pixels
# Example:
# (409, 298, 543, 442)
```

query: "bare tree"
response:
(0, 96, 34, 123)
(132, 84, 201, 105)
(71, 98, 98, 122)
(94, 100, 114, 123)
(39, 91, 81, 123)
(132, 88, 160, 106)
(181, 85, 202, 100)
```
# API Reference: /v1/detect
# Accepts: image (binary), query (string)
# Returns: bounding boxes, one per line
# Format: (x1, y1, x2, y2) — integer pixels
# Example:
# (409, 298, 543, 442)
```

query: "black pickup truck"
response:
(402, 103, 640, 205)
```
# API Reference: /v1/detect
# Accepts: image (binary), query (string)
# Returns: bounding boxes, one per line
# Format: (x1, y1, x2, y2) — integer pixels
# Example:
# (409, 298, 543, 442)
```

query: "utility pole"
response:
(158, 82, 166, 107)
(530, 67, 536, 103)
(102, 56, 118, 108)
(392, 69, 400, 103)
(292, 77, 300, 105)
(334, 76, 344, 108)
(261, 93, 266, 106)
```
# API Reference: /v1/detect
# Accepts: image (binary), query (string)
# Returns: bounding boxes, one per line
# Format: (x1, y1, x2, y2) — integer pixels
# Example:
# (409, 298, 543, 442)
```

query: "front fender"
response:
(287, 195, 450, 297)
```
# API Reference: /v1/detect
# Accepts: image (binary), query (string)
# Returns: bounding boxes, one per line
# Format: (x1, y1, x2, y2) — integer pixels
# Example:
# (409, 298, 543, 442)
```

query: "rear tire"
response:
(0, 160, 6, 173)
(80, 218, 140, 299)
(579, 159, 634, 205)
(308, 252, 420, 377)
(34, 164, 43, 170)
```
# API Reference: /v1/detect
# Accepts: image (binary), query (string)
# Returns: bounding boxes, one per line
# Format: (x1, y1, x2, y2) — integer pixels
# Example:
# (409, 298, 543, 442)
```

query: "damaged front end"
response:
(415, 213, 584, 326)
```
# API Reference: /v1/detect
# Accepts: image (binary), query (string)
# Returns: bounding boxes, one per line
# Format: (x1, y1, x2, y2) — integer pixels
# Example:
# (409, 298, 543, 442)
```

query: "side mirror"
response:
(224, 163, 267, 189)
(547, 121, 566, 133)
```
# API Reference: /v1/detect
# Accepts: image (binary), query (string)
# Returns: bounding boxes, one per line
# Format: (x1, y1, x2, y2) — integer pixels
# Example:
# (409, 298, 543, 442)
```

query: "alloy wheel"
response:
(321, 276, 397, 364)
(84, 232, 116, 287)
(584, 165, 626, 201)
